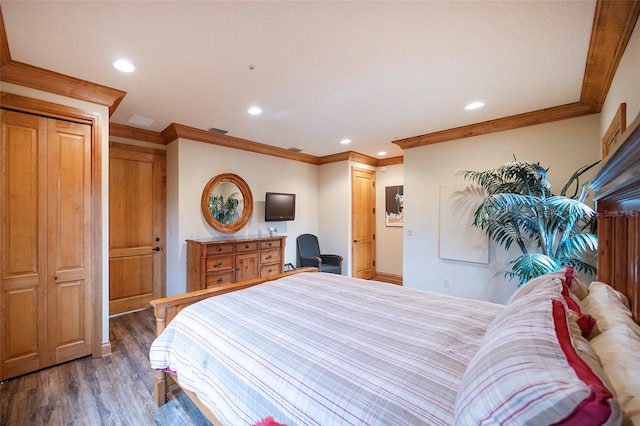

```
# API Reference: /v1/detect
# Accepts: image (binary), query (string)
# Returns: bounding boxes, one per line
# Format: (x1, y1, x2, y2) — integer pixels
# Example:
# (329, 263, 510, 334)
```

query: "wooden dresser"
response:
(186, 236, 287, 292)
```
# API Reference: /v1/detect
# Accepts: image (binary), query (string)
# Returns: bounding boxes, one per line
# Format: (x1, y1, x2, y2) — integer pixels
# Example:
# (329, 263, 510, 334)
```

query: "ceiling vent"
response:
(208, 127, 229, 135)
(126, 114, 157, 127)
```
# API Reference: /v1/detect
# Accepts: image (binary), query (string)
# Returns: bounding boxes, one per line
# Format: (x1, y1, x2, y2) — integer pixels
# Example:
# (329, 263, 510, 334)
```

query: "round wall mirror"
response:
(201, 173, 253, 234)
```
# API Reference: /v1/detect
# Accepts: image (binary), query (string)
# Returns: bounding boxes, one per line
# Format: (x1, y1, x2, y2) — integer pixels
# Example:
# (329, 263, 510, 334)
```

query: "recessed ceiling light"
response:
(113, 59, 135, 73)
(340, 139, 351, 145)
(465, 102, 485, 110)
(377, 151, 387, 156)
(248, 107, 262, 115)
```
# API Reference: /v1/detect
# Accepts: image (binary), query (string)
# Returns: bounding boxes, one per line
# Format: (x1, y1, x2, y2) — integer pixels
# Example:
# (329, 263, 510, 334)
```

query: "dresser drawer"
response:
(260, 263, 281, 277)
(206, 256, 233, 272)
(235, 241, 258, 252)
(260, 240, 281, 250)
(205, 271, 234, 287)
(260, 249, 280, 264)
(205, 243, 233, 256)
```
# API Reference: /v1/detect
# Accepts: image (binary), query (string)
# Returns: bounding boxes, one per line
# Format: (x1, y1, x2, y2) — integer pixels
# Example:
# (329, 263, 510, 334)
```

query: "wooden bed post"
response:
(154, 370, 167, 406)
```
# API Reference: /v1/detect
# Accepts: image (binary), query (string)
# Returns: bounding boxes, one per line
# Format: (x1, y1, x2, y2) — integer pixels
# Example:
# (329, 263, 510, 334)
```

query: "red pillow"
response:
(551, 300, 615, 424)
(564, 265, 575, 285)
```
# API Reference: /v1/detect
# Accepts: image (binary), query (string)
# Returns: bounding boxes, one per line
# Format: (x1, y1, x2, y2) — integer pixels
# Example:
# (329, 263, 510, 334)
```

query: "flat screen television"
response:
(265, 192, 296, 221)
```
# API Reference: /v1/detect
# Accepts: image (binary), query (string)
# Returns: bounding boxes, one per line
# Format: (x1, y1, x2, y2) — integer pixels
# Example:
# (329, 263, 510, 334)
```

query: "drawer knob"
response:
(217, 277, 223, 283)
(245, 244, 249, 249)
(268, 242, 272, 247)
(217, 260, 223, 266)
(217, 247, 223, 252)
(268, 268, 273, 273)
(267, 255, 272, 259)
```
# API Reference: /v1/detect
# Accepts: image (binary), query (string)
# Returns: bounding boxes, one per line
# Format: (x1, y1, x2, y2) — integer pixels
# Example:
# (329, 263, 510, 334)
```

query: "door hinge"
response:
(372, 207, 375, 214)
(373, 260, 376, 266)
(373, 234, 375, 240)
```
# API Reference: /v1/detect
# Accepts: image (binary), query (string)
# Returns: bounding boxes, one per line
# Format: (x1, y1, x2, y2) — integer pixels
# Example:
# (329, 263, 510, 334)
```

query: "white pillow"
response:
(581, 282, 637, 338)
(507, 271, 565, 305)
(591, 324, 640, 426)
(570, 275, 589, 300)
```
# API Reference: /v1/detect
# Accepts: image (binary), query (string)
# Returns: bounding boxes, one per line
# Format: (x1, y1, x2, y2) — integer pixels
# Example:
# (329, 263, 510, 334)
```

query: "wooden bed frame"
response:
(149, 113, 640, 420)
(590, 111, 640, 324)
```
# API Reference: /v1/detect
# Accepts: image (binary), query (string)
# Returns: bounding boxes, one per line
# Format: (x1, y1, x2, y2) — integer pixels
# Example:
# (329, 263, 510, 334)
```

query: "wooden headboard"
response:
(589, 111, 640, 324)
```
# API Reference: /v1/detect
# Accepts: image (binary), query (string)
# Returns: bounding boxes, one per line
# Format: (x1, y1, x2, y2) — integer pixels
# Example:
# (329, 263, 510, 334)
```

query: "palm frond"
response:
(555, 233, 598, 259)
(559, 160, 600, 199)
(560, 257, 598, 276)
(503, 253, 562, 286)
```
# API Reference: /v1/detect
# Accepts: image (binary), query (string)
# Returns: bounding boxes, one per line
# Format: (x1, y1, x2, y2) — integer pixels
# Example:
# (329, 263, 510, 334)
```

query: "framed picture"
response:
(385, 185, 403, 227)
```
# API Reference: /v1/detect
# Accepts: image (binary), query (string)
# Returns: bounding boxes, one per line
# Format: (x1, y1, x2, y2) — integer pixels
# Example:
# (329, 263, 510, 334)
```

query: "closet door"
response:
(0, 110, 92, 379)
(0, 110, 48, 379)
(46, 118, 92, 365)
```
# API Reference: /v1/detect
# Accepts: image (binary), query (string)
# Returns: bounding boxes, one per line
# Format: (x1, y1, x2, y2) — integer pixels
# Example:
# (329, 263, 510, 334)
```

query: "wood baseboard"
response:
(100, 342, 113, 357)
(374, 272, 403, 285)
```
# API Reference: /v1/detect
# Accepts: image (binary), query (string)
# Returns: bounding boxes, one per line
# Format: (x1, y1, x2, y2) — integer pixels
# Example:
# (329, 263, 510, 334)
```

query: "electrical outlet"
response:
(443, 279, 450, 288)
(407, 229, 413, 236)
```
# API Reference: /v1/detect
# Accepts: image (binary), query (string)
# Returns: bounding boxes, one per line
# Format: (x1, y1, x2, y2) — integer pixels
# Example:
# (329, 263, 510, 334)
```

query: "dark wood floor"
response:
(0, 309, 211, 426)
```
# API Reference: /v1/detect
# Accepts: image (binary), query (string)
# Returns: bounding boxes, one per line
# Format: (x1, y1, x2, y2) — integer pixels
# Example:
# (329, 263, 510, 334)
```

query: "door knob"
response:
(152, 247, 161, 252)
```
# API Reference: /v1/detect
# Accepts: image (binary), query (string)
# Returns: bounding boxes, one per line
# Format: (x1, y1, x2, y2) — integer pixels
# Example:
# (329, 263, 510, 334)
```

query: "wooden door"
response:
(1, 110, 92, 379)
(351, 167, 376, 279)
(46, 118, 93, 364)
(109, 144, 165, 315)
(1, 110, 48, 379)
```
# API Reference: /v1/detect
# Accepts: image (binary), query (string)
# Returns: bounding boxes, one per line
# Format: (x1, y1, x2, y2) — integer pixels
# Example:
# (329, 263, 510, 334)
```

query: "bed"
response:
(149, 112, 640, 425)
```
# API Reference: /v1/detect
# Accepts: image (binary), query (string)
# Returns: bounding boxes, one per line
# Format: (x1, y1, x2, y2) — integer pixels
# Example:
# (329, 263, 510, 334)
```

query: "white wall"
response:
(600, 19, 640, 138)
(166, 138, 319, 296)
(0, 81, 112, 346)
(375, 164, 404, 275)
(402, 114, 601, 304)
(317, 161, 351, 274)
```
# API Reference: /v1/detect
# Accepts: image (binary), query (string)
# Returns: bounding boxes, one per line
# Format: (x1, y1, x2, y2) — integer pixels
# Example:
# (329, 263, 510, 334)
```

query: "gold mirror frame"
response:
(201, 173, 253, 234)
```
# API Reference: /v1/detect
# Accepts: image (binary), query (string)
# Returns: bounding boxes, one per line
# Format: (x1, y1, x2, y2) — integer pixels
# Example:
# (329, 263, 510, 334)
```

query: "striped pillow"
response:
(454, 293, 620, 425)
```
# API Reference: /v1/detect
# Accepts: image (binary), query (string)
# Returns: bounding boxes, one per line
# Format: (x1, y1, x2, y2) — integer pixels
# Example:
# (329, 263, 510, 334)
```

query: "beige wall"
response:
(318, 161, 351, 273)
(402, 114, 601, 304)
(165, 138, 319, 296)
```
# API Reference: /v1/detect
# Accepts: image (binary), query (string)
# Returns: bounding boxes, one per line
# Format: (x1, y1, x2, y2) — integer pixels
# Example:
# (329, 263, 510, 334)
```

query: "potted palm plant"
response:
(459, 159, 599, 285)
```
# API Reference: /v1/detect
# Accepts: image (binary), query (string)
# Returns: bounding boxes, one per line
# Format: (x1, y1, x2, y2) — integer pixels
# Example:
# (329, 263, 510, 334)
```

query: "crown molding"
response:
(393, 102, 593, 149)
(581, 0, 640, 112)
(161, 123, 321, 165)
(394, 0, 640, 150)
(109, 123, 165, 145)
(3, 1, 637, 159)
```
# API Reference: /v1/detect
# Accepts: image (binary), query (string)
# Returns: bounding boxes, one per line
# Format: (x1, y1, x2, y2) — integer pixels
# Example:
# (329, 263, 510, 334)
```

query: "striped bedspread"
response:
(149, 272, 503, 425)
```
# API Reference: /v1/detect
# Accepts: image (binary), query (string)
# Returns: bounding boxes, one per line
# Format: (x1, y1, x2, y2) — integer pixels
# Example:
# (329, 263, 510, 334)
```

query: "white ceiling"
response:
(0, 1, 596, 158)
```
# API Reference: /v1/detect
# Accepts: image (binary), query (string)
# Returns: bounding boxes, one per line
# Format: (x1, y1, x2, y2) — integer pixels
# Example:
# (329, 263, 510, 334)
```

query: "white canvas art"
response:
(439, 183, 489, 264)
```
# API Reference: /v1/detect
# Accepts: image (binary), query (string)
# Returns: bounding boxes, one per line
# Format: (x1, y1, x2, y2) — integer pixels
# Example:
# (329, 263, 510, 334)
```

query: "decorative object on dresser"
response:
(186, 236, 286, 292)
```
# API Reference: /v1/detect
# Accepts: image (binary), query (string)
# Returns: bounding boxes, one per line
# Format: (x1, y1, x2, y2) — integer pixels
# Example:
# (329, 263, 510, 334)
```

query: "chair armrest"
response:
(320, 254, 343, 266)
(299, 255, 322, 268)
